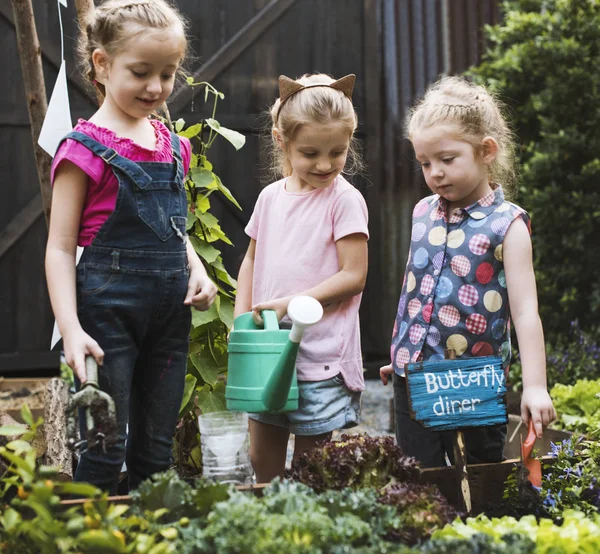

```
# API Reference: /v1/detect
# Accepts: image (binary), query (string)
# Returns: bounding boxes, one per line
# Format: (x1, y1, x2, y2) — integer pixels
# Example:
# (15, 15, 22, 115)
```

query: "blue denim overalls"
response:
(62, 130, 191, 493)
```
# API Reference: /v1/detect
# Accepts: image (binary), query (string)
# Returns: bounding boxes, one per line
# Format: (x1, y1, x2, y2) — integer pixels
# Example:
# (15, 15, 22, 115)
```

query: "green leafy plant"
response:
(379, 482, 458, 545)
(469, 0, 600, 342)
(130, 469, 230, 522)
(419, 533, 535, 554)
(0, 415, 235, 553)
(432, 510, 600, 554)
(550, 378, 600, 434)
(177, 79, 245, 417)
(0, 410, 166, 553)
(187, 479, 405, 553)
(169, 80, 245, 476)
(504, 434, 600, 519)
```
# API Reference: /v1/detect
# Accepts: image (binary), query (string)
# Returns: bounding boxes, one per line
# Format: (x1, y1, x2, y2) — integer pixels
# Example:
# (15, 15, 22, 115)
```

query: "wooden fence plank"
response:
(169, 0, 298, 113)
(0, 3, 92, 102)
(0, 193, 43, 261)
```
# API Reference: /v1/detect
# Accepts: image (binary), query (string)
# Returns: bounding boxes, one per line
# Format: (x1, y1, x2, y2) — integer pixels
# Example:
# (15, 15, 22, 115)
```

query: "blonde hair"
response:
(78, 0, 188, 98)
(267, 73, 363, 179)
(406, 76, 518, 198)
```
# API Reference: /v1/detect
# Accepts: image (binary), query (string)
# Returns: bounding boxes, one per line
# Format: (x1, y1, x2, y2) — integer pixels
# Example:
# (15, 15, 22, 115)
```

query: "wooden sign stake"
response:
(445, 348, 472, 514)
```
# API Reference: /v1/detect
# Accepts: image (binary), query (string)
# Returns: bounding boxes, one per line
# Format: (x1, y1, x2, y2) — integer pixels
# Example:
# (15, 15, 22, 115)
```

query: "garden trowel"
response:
(65, 356, 118, 453)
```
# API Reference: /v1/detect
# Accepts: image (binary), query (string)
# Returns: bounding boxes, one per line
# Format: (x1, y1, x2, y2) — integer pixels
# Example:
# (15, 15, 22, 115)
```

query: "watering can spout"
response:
(262, 296, 323, 411)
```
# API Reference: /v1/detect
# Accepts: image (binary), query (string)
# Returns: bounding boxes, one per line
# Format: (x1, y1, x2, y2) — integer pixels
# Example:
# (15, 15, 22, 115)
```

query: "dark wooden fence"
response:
(0, 0, 500, 371)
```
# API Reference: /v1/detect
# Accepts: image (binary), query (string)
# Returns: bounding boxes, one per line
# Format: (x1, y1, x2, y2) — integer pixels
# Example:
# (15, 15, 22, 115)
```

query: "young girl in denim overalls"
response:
(45, 0, 216, 493)
(380, 77, 556, 468)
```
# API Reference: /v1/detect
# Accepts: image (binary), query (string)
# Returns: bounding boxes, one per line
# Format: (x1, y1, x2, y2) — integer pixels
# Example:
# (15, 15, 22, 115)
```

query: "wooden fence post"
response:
(10, 0, 52, 226)
(9, 0, 99, 478)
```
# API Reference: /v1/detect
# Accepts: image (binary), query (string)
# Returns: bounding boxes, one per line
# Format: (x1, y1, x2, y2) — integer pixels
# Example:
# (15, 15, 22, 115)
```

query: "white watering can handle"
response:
(287, 296, 323, 343)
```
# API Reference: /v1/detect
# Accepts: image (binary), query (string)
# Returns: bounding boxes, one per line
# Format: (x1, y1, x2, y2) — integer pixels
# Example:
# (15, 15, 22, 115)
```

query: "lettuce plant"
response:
(379, 482, 458, 545)
(550, 378, 600, 434)
(419, 533, 535, 554)
(130, 469, 230, 522)
(286, 434, 421, 492)
(432, 510, 600, 554)
(194, 480, 401, 553)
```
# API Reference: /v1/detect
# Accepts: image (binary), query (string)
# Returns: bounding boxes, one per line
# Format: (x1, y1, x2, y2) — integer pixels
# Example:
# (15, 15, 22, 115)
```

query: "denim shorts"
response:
(249, 373, 361, 436)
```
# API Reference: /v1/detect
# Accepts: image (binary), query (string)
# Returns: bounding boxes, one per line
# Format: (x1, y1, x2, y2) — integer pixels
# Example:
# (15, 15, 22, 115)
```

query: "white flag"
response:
(38, 60, 72, 157)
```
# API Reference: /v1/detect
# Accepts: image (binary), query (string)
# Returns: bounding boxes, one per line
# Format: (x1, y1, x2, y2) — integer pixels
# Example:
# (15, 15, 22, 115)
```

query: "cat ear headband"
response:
(275, 74, 356, 122)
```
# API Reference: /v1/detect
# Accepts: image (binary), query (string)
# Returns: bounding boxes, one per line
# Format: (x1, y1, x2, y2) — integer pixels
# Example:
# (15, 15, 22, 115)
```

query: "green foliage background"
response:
(177, 80, 245, 420)
(469, 0, 600, 341)
(170, 82, 245, 475)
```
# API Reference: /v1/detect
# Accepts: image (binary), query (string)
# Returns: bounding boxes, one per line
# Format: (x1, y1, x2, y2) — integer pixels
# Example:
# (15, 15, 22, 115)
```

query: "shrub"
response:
(509, 320, 600, 390)
(469, 0, 600, 341)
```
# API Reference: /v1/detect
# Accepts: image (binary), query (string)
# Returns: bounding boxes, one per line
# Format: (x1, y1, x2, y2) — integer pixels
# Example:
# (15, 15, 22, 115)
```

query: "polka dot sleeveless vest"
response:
(391, 185, 530, 376)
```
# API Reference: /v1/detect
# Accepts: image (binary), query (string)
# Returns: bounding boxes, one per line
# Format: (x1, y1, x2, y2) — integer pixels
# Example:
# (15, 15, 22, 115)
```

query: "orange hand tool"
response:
(521, 419, 542, 487)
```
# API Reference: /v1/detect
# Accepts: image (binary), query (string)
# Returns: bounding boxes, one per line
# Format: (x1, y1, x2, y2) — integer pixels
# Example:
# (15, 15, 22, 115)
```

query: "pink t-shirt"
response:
(245, 176, 369, 392)
(51, 119, 191, 246)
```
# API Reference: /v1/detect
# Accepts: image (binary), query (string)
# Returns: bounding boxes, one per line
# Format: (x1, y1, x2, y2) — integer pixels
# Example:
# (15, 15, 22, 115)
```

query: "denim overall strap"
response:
(170, 132, 185, 187)
(63, 130, 188, 250)
(63, 131, 153, 189)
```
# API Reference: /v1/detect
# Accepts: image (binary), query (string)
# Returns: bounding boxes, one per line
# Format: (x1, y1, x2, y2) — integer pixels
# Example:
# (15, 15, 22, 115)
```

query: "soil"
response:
(85, 396, 119, 450)
(0, 379, 46, 413)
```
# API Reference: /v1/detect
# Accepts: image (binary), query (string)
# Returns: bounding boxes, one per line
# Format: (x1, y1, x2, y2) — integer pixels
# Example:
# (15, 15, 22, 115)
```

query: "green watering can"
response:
(226, 296, 323, 413)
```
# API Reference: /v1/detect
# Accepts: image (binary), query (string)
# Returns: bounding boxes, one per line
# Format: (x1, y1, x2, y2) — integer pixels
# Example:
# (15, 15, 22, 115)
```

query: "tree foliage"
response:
(469, 0, 600, 340)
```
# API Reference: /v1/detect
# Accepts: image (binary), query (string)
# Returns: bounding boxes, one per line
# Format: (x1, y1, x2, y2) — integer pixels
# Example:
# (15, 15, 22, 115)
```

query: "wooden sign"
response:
(405, 356, 507, 431)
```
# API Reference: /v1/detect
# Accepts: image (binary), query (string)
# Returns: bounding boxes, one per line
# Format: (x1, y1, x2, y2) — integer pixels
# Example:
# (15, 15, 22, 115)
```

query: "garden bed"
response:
(58, 455, 555, 514)
(504, 414, 571, 459)
(0, 378, 48, 423)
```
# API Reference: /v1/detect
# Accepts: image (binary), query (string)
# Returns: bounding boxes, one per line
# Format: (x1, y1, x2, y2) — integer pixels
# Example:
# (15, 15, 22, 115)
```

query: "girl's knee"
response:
(249, 419, 288, 481)
(293, 432, 331, 461)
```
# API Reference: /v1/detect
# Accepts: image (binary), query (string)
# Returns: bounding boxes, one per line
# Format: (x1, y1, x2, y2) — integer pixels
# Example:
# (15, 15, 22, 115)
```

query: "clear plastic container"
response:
(198, 411, 253, 485)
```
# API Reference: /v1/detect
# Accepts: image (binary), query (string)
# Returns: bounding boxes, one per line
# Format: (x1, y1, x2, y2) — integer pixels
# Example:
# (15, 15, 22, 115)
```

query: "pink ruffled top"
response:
(51, 119, 191, 246)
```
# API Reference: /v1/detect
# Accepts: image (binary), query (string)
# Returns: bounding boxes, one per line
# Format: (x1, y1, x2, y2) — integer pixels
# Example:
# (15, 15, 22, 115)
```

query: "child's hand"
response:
(185, 270, 217, 311)
(380, 364, 394, 386)
(62, 328, 104, 384)
(521, 386, 557, 439)
(251, 296, 292, 326)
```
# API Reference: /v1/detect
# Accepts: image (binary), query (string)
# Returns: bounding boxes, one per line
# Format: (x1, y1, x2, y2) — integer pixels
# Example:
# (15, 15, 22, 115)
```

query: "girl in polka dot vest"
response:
(380, 77, 556, 468)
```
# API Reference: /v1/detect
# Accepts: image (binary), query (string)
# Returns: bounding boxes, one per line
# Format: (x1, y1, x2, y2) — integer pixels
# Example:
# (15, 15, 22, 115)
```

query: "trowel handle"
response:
(522, 418, 542, 488)
(84, 356, 99, 388)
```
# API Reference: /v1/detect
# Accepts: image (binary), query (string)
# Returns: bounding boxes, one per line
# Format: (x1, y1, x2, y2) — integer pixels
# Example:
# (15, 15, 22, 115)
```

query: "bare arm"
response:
(252, 233, 368, 322)
(300, 233, 368, 305)
(45, 161, 103, 382)
(503, 216, 556, 436)
(234, 239, 256, 318)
